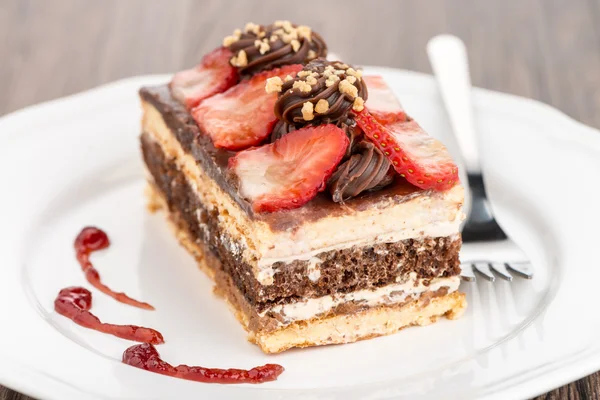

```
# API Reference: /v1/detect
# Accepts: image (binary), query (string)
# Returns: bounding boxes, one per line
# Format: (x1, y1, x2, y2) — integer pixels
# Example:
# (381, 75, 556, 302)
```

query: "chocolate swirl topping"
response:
(267, 58, 395, 201)
(271, 59, 368, 127)
(328, 141, 395, 203)
(223, 21, 327, 77)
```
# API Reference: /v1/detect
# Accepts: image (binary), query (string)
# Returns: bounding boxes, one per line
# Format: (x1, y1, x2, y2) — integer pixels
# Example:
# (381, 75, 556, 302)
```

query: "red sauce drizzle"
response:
(123, 343, 284, 384)
(75, 227, 154, 310)
(54, 287, 164, 344)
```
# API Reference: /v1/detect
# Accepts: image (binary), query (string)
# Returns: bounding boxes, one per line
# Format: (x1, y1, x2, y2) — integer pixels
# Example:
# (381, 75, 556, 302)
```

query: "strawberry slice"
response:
(170, 47, 238, 109)
(229, 124, 349, 212)
(192, 65, 303, 151)
(354, 109, 458, 191)
(363, 75, 407, 124)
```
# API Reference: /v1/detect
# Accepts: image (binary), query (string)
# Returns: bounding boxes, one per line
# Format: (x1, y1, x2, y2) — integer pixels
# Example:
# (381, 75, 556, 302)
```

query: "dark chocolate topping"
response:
(273, 59, 368, 127)
(224, 21, 327, 77)
(328, 141, 395, 202)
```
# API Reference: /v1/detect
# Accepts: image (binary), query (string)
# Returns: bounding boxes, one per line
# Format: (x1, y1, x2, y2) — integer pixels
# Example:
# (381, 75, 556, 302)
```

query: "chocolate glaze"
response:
(328, 141, 395, 202)
(227, 23, 327, 77)
(140, 85, 427, 231)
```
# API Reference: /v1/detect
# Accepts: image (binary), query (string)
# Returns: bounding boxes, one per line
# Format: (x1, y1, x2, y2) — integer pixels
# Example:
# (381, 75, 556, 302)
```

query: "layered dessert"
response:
(140, 21, 466, 354)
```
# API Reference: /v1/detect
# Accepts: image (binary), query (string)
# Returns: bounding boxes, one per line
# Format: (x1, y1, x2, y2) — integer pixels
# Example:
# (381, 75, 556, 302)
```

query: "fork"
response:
(427, 35, 534, 282)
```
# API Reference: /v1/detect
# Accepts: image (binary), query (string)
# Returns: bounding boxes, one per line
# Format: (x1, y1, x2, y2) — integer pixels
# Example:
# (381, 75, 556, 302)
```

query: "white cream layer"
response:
(260, 274, 460, 325)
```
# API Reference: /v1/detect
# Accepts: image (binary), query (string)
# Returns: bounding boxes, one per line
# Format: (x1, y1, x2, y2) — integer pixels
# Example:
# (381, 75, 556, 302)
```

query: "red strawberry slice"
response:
(354, 109, 458, 191)
(192, 64, 303, 151)
(363, 75, 407, 124)
(170, 47, 238, 109)
(229, 124, 349, 212)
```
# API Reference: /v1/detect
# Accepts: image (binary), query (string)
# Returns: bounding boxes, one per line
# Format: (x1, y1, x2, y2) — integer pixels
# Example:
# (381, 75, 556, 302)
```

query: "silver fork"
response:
(427, 35, 534, 282)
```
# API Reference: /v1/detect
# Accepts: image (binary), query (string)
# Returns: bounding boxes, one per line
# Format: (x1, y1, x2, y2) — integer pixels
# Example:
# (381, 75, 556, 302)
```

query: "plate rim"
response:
(0, 67, 599, 400)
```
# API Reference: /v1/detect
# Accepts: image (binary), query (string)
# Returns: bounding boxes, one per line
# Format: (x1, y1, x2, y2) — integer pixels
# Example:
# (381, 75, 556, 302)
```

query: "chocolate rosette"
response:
(223, 21, 327, 77)
(271, 59, 368, 128)
(327, 141, 395, 203)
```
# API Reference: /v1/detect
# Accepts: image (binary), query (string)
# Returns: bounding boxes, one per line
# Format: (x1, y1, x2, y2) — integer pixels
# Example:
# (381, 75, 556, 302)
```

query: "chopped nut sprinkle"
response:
(346, 75, 357, 84)
(297, 25, 312, 41)
(293, 80, 312, 92)
(339, 79, 358, 98)
(230, 50, 248, 67)
(352, 96, 365, 111)
(308, 50, 317, 59)
(325, 74, 340, 87)
(346, 67, 363, 80)
(284, 75, 294, 82)
(265, 76, 283, 93)
(315, 99, 329, 113)
(305, 75, 318, 85)
(270, 35, 278, 43)
(282, 31, 298, 44)
(298, 70, 312, 78)
(258, 41, 270, 54)
(334, 69, 346, 76)
(301, 102, 315, 121)
(223, 35, 239, 47)
(244, 22, 260, 35)
(281, 20, 293, 33)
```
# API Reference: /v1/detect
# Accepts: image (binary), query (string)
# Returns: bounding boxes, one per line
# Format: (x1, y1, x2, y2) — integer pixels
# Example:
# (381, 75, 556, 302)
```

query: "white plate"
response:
(0, 67, 599, 400)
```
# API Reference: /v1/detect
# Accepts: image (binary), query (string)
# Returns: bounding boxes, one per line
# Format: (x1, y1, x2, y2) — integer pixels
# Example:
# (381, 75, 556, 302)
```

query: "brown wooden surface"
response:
(0, 0, 598, 399)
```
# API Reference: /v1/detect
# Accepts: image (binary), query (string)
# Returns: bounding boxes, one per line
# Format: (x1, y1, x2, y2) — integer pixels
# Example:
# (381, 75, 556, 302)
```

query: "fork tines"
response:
(460, 262, 534, 282)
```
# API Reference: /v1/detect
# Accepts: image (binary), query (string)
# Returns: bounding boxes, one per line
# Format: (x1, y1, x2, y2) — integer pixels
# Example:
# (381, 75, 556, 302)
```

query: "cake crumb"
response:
(352, 96, 365, 111)
(298, 70, 312, 78)
(308, 50, 317, 59)
(230, 50, 248, 67)
(301, 102, 315, 121)
(346, 75, 357, 84)
(284, 74, 294, 82)
(265, 76, 283, 93)
(291, 39, 301, 52)
(305, 75, 318, 85)
(339, 79, 358, 98)
(270, 35, 278, 43)
(293, 80, 312, 93)
(315, 99, 329, 113)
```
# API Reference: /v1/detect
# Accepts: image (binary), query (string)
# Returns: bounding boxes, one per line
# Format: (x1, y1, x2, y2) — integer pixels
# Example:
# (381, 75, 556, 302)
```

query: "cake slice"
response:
(140, 21, 466, 354)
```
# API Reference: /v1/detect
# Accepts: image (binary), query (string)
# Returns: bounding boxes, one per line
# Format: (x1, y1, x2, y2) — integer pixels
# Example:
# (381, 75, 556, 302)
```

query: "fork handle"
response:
(427, 35, 481, 175)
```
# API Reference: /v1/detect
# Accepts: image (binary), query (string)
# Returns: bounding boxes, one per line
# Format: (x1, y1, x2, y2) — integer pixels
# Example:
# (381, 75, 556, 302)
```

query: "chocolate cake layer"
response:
(140, 85, 442, 231)
(147, 181, 466, 353)
(142, 132, 461, 311)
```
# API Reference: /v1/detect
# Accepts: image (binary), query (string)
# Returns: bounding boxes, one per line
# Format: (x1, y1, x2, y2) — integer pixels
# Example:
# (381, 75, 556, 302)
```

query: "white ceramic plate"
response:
(0, 67, 599, 400)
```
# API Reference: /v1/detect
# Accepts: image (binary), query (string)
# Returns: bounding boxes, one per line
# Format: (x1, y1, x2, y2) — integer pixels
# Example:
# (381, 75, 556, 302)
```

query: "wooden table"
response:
(0, 1, 598, 398)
